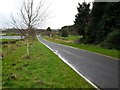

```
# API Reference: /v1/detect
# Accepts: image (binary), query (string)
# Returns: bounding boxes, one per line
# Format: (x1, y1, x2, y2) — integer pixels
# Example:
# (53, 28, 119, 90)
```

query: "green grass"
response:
(43, 35, 119, 59)
(2, 38, 94, 88)
(51, 35, 81, 41)
(0, 39, 18, 43)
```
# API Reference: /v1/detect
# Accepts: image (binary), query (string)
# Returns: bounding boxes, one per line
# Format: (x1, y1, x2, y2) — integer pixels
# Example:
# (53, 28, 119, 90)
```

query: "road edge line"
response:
(42, 36, 119, 60)
(37, 35, 100, 90)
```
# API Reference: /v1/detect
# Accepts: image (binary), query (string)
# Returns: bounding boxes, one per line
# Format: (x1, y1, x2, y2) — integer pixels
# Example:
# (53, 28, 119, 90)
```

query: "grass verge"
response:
(42, 35, 119, 59)
(2, 38, 94, 88)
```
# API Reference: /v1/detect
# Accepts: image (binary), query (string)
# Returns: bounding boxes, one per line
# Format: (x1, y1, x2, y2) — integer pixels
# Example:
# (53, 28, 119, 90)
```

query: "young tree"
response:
(10, 0, 48, 55)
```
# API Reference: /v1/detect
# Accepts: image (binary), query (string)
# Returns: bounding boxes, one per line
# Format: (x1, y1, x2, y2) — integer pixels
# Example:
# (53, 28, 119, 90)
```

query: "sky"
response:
(0, 0, 94, 29)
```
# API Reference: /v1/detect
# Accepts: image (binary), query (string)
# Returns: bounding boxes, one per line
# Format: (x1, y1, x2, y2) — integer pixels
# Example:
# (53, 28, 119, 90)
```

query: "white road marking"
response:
(37, 35, 100, 89)
(41, 35, 119, 60)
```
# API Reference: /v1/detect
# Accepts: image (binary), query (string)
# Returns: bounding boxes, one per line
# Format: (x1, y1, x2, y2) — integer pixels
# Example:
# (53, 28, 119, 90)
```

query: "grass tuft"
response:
(21, 54, 31, 59)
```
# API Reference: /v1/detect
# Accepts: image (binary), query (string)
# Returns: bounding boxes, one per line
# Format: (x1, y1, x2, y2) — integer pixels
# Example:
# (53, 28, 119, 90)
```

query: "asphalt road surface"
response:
(37, 35, 119, 89)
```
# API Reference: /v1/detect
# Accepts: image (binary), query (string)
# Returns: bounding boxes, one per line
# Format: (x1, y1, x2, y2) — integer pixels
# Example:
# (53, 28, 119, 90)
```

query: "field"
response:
(42, 35, 119, 59)
(2, 38, 94, 88)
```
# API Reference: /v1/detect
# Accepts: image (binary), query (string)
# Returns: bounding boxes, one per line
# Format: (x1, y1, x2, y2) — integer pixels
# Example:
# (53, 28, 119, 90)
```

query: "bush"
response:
(101, 30, 120, 50)
(61, 29, 68, 37)
(46, 27, 52, 31)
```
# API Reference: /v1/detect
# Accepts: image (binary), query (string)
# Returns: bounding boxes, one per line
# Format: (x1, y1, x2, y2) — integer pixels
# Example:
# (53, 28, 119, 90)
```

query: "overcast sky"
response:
(0, 0, 94, 29)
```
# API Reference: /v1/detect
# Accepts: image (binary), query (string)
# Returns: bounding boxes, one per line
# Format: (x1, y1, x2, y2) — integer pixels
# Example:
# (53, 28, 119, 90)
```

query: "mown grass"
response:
(2, 38, 94, 88)
(43, 35, 119, 59)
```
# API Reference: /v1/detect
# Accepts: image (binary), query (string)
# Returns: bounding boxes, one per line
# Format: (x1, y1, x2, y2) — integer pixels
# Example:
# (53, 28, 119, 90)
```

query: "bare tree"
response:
(10, 0, 49, 55)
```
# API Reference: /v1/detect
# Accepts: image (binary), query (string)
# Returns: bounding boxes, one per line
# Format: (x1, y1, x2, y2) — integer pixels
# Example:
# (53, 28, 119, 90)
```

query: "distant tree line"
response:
(60, 2, 120, 50)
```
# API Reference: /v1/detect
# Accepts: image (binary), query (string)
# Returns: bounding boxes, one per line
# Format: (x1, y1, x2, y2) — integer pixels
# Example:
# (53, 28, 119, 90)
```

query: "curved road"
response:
(37, 35, 119, 89)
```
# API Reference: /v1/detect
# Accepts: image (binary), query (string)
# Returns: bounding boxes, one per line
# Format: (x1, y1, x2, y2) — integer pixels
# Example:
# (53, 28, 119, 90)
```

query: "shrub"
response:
(61, 29, 68, 37)
(46, 27, 52, 31)
(102, 30, 120, 50)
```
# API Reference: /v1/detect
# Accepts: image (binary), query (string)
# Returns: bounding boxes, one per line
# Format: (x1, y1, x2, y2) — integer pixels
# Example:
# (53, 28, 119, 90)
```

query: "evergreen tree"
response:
(88, 2, 107, 43)
(87, 2, 120, 44)
(74, 2, 90, 40)
(74, 1, 120, 49)
(98, 3, 119, 43)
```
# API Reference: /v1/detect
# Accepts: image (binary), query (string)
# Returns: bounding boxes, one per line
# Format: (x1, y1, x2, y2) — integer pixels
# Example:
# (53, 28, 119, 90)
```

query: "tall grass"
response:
(2, 38, 94, 88)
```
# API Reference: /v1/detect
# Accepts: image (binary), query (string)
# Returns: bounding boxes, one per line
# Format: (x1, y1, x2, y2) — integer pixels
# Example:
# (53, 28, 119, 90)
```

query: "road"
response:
(37, 35, 119, 89)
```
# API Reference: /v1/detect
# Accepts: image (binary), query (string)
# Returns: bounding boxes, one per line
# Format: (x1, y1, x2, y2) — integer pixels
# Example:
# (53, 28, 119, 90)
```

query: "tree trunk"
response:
(27, 39, 30, 56)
